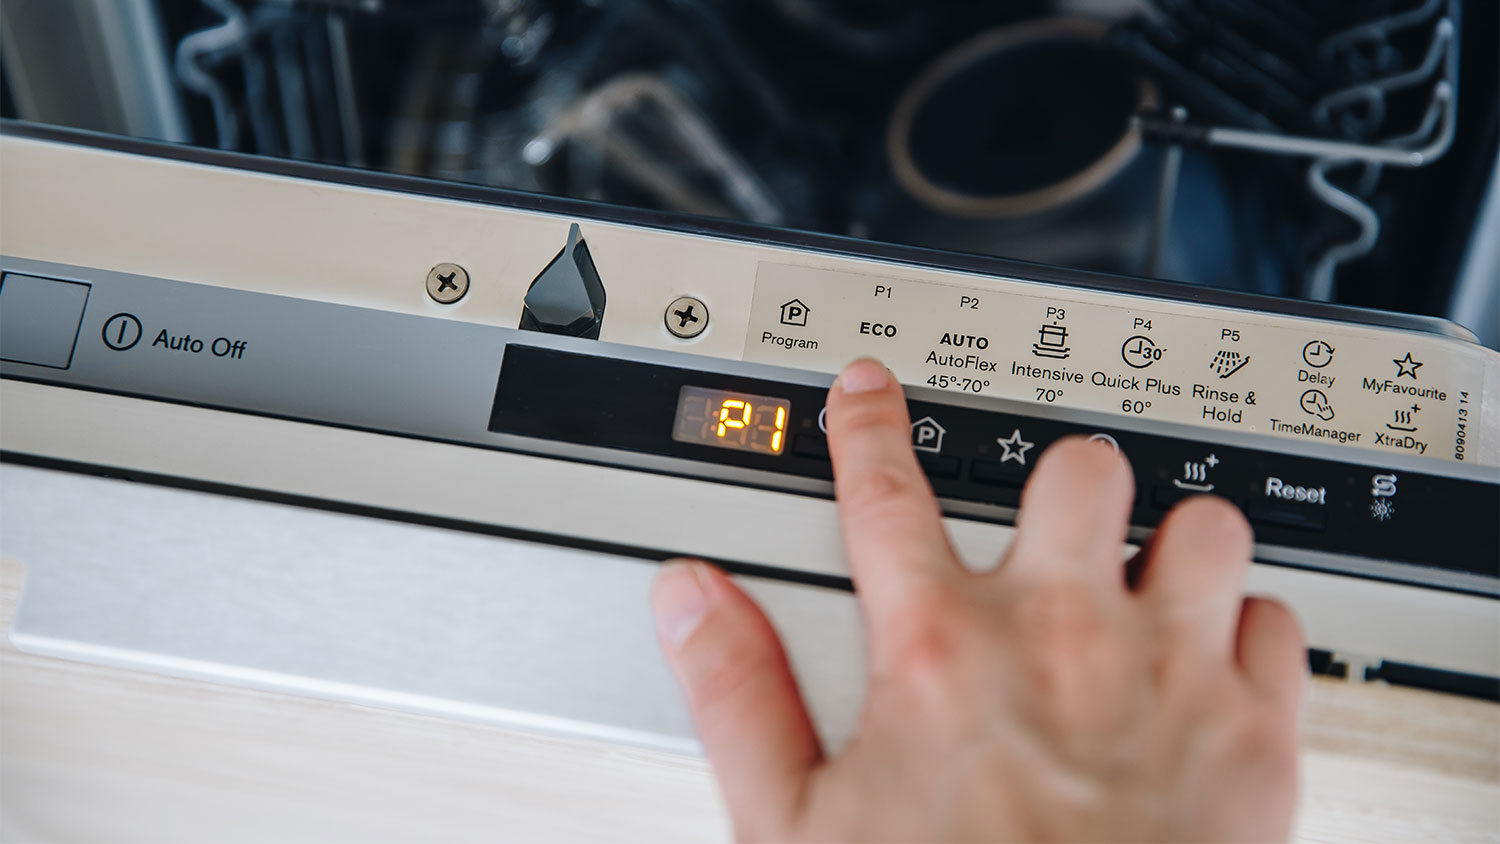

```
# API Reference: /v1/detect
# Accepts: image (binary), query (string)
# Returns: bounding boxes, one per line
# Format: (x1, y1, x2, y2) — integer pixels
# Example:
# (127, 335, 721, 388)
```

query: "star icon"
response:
(1392, 352, 1422, 379)
(996, 429, 1034, 465)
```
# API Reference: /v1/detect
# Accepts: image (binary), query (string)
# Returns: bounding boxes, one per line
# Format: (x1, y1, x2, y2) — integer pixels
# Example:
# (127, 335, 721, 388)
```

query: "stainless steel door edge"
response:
(1, 464, 869, 752)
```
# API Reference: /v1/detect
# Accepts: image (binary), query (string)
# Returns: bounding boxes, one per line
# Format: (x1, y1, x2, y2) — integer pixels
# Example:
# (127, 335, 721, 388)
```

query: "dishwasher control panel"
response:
(2, 253, 1496, 594)
(491, 345, 1499, 587)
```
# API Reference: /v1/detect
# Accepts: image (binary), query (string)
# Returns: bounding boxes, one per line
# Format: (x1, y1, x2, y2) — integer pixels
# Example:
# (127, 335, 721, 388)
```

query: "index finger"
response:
(825, 358, 961, 615)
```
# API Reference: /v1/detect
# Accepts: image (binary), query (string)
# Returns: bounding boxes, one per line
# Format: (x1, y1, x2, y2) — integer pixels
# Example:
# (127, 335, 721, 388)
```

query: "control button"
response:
(917, 453, 960, 479)
(970, 460, 1023, 505)
(664, 296, 708, 339)
(1152, 484, 1201, 511)
(1251, 476, 1328, 531)
(0, 274, 91, 368)
(1392, 352, 1422, 379)
(995, 428, 1034, 464)
(1248, 501, 1327, 532)
(520, 223, 606, 339)
(817, 406, 828, 433)
(971, 459, 1024, 486)
(911, 416, 946, 453)
(1088, 433, 1121, 453)
(792, 433, 829, 459)
(1302, 339, 1335, 368)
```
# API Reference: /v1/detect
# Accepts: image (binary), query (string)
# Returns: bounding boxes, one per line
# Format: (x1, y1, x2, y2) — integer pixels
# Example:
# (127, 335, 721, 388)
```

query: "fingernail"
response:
(836, 358, 890, 394)
(652, 561, 710, 649)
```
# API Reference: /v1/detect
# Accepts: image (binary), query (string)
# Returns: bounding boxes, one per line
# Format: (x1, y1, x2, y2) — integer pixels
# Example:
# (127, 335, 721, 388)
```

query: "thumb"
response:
(651, 561, 823, 834)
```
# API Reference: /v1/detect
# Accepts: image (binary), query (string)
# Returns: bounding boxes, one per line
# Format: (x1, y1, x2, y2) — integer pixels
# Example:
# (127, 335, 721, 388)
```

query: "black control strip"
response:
(490, 346, 1499, 582)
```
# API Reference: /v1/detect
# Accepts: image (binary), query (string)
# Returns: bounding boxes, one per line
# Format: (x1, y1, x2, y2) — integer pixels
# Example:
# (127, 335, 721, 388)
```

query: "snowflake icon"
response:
(1369, 498, 1395, 522)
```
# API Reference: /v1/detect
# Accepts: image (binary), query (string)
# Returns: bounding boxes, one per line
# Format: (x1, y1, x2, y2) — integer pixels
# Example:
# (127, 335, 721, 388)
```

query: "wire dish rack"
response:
(163, 0, 1470, 304)
(1123, 0, 1462, 300)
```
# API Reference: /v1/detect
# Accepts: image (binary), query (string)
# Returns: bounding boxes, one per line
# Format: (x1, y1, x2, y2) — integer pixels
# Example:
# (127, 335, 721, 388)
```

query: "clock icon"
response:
(1302, 339, 1335, 368)
(1121, 335, 1164, 369)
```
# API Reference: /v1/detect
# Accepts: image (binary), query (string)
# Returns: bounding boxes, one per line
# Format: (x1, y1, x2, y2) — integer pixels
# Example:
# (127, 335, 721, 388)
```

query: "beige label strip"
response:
(744, 263, 1490, 465)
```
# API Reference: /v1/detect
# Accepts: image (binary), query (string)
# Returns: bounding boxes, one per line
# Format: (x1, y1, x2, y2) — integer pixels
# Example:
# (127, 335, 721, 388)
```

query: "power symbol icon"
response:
(101, 313, 142, 351)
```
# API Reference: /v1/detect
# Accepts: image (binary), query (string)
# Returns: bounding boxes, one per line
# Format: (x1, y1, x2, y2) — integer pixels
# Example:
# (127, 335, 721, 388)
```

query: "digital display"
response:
(673, 386, 790, 455)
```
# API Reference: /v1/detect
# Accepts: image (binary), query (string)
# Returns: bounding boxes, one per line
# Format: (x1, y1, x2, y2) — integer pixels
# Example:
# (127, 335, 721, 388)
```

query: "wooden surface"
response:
(2, 557, 1496, 843)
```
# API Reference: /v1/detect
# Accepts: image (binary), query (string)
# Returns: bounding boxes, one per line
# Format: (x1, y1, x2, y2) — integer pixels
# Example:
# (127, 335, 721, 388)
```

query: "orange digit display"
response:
(674, 386, 791, 455)
(717, 399, 751, 437)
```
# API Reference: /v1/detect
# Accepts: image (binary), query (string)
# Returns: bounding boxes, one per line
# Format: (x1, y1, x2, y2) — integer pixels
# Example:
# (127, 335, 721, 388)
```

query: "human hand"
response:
(650, 358, 1306, 842)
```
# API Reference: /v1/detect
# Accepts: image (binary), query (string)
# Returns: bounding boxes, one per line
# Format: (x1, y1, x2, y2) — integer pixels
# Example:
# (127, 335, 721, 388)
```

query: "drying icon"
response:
(1386, 404, 1420, 432)
(1172, 453, 1219, 492)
